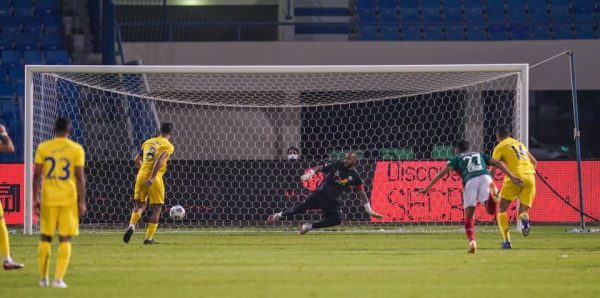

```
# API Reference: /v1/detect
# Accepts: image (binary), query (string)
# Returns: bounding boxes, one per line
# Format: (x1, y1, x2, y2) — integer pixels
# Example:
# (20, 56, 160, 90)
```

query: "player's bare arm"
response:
(75, 166, 87, 217)
(134, 152, 143, 169)
(144, 151, 168, 186)
(0, 125, 15, 153)
(32, 164, 44, 216)
(357, 190, 383, 219)
(417, 165, 453, 194)
(489, 159, 523, 186)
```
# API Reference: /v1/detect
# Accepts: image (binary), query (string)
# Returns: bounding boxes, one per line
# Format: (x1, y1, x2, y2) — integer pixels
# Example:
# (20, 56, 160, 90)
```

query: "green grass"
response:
(3, 226, 600, 298)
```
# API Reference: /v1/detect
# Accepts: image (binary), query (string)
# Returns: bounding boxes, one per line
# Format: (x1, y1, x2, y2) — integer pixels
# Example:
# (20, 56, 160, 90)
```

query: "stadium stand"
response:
(351, 0, 599, 40)
(0, 0, 68, 162)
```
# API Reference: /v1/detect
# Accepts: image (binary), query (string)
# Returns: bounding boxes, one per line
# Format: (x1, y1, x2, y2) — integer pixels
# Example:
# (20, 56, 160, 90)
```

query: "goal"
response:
(24, 65, 528, 234)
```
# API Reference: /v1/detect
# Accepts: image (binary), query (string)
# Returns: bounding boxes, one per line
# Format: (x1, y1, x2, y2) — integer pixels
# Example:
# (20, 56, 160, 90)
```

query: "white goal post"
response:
(24, 64, 528, 234)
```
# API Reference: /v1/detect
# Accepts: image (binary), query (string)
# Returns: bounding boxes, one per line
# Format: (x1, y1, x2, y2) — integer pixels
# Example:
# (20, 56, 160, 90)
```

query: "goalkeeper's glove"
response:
(364, 203, 383, 219)
(301, 169, 316, 181)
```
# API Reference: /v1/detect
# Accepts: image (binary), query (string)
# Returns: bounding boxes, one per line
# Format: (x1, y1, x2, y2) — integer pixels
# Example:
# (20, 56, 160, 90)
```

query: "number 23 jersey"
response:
(35, 137, 85, 206)
(137, 136, 175, 179)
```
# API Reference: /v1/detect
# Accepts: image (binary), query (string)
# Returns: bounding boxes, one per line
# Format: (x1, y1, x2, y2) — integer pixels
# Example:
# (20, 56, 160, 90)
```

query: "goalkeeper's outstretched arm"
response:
(300, 165, 324, 181)
(357, 189, 383, 219)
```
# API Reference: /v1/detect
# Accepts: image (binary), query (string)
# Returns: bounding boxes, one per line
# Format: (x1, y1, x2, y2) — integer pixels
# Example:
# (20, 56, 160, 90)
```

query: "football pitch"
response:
(3, 226, 600, 298)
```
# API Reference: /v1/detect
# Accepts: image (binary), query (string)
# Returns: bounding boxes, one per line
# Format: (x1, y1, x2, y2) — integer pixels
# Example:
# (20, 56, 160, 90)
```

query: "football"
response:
(169, 205, 186, 220)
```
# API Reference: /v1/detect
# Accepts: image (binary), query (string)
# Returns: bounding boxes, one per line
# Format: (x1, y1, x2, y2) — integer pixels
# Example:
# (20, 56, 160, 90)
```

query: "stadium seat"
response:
(45, 50, 69, 64)
(575, 24, 596, 39)
(422, 1, 443, 24)
(529, 0, 551, 22)
(379, 1, 399, 22)
(9, 67, 24, 85)
(0, 84, 13, 100)
(399, 0, 420, 23)
(14, 33, 39, 51)
(402, 24, 422, 40)
(0, 17, 22, 36)
(531, 23, 552, 39)
(443, 0, 464, 23)
(0, 66, 7, 82)
(445, 24, 465, 40)
(40, 32, 64, 50)
(431, 144, 454, 159)
(358, 25, 378, 40)
(357, 9, 378, 23)
(0, 1, 11, 17)
(0, 34, 13, 51)
(466, 24, 487, 40)
(13, 0, 35, 17)
(23, 50, 43, 64)
(1, 50, 21, 67)
(510, 23, 530, 39)
(572, 0, 595, 22)
(423, 24, 444, 40)
(381, 26, 401, 40)
(554, 23, 574, 39)
(549, 0, 572, 23)
(463, 0, 485, 23)
(36, 0, 61, 16)
(380, 148, 415, 160)
(506, 0, 529, 23)
(21, 16, 43, 34)
(486, 1, 506, 23)
(43, 16, 62, 33)
(356, 0, 376, 11)
(488, 23, 508, 40)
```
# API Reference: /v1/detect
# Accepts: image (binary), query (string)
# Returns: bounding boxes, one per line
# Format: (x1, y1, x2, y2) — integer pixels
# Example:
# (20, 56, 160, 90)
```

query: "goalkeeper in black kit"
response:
(268, 152, 383, 234)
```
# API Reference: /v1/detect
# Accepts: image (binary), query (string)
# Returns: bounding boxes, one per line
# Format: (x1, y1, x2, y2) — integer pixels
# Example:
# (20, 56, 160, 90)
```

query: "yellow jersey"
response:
(138, 136, 174, 178)
(34, 137, 85, 206)
(492, 137, 535, 176)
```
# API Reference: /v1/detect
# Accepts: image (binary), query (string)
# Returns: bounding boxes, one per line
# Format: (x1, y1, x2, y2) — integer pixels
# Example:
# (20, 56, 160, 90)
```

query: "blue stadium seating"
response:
(399, 0, 420, 23)
(575, 23, 596, 38)
(464, 0, 485, 23)
(43, 15, 62, 33)
(445, 24, 465, 40)
(572, 0, 595, 22)
(0, 35, 12, 51)
(487, 1, 507, 23)
(357, 9, 378, 22)
(9, 67, 24, 85)
(510, 23, 530, 39)
(529, 0, 551, 22)
(24, 51, 43, 64)
(488, 23, 508, 39)
(466, 24, 487, 40)
(422, 1, 443, 24)
(379, 1, 399, 22)
(0, 1, 11, 17)
(15, 33, 38, 51)
(531, 23, 552, 38)
(554, 23, 574, 38)
(443, 0, 463, 23)
(381, 26, 401, 40)
(1, 50, 21, 67)
(507, 0, 529, 22)
(1, 17, 21, 36)
(0, 66, 7, 81)
(402, 24, 422, 40)
(423, 24, 444, 39)
(21, 16, 42, 33)
(549, 0, 572, 23)
(37, 0, 61, 16)
(13, 0, 35, 17)
(358, 25, 378, 40)
(40, 32, 64, 50)
(0, 84, 13, 100)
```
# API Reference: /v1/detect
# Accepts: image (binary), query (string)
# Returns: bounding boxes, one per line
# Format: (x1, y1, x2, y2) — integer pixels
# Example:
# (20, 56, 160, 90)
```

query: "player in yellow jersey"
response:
(123, 123, 174, 244)
(33, 118, 87, 288)
(0, 124, 24, 270)
(490, 126, 537, 249)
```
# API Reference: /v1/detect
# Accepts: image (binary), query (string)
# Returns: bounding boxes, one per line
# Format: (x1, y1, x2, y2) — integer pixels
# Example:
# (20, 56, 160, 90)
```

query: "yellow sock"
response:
(145, 223, 158, 240)
(0, 219, 10, 259)
(130, 212, 142, 226)
(37, 241, 51, 279)
(55, 242, 72, 281)
(497, 212, 510, 242)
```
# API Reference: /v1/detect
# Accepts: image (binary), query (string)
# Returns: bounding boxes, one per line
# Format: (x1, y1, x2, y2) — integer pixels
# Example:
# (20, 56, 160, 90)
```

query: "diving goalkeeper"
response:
(268, 152, 383, 234)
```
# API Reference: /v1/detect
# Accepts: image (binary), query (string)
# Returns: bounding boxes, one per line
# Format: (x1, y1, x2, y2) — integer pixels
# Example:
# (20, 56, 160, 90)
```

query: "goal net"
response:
(24, 65, 528, 233)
